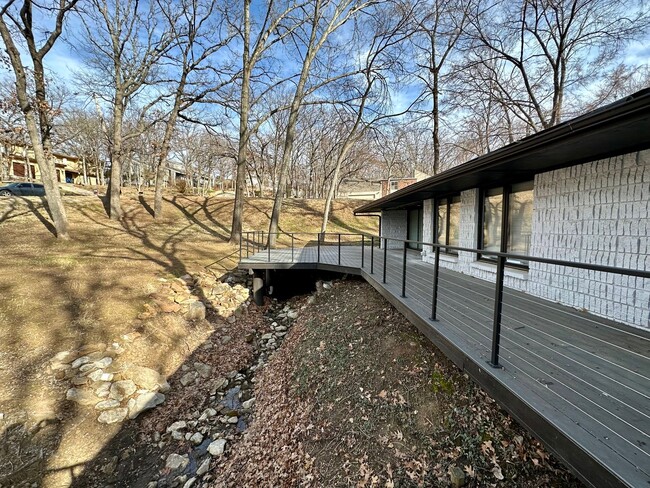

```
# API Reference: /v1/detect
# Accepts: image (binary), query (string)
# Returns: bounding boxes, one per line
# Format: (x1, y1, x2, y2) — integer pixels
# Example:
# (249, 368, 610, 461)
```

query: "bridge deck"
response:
(239, 243, 650, 488)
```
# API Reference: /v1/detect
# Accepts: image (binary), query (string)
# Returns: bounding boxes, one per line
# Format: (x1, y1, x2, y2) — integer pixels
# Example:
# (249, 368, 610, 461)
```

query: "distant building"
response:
(380, 170, 429, 197)
(337, 179, 382, 200)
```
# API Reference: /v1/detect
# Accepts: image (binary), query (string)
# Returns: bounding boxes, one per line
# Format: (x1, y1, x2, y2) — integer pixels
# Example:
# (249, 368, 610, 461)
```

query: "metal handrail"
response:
(239, 229, 648, 368)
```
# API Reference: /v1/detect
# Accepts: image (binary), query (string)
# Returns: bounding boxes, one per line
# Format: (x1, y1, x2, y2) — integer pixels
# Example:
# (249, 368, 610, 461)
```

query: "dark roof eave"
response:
(355, 88, 650, 214)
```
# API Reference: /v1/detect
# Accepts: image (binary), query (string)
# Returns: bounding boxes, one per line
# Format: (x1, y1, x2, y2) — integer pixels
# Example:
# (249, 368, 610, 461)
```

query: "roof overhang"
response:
(355, 88, 650, 213)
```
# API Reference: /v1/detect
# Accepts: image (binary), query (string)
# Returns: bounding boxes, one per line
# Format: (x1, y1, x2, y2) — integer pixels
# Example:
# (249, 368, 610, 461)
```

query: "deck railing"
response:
(240, 230, 650, 368)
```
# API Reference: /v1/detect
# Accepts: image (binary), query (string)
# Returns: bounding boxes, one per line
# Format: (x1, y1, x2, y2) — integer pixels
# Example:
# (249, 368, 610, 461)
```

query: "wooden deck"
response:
(239, 244, 650, 488)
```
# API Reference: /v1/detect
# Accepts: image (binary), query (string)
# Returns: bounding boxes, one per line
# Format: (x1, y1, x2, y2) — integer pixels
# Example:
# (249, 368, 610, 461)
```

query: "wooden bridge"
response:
(238, 233, 650, 488)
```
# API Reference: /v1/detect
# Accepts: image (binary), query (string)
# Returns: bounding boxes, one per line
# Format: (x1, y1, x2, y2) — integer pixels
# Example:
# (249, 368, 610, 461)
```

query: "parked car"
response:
(0, 182, 46, 197)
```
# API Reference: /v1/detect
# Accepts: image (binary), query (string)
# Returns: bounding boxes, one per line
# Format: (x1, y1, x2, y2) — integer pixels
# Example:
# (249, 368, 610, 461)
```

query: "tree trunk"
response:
(109, 98, 124, 219)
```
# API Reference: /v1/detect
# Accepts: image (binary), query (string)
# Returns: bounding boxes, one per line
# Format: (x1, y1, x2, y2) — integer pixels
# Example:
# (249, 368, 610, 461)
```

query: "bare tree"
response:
(0, 0, 78, 238)
(75, 0, 173, 219)
(267, 0, 374, 247)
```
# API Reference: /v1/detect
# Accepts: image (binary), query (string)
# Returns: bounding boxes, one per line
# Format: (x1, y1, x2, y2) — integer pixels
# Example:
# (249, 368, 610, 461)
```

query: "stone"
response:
(167, 420, 187, 432)
(190, 432, 203, 445)
(95, 399, 121, 411)
(71, 356, 91, 369)
(199, 408, 217, 421)
(322, 282, 332, 290)
(172, 430, 184, 441)
(207, 439, 227, 456)
(196, 458, 210, 476)
(97, 408, 128, 424)
(180, 372, 197, 386)
(94, 357, 113, 369)
(66, 388, 98, 406)
(226, 416, 238, 424)
(106, 342, 124, 354)
(124, 365, 165, 390)
(449, 465, 466, 488)
(71, 376, 88, 386)
(186, 301, 206, 321)
(79, 363, 97, 374)
(51, 350, 78, 365)
(110, 380, 137, 401)
(183, 478, 196, 488)
(165, 453, 189, 471)
(193, 362, 212, 378)
(121, 332, 141, 343)
(88, 370, 114, 382)
(158, 380, 171, 393)
(242, 398, 255, 410)
(159, 301, 182, 313)
(261, 333, 273, 341)
(127, 392, 165, 419)
(95, 382, 112, 398)
(287, 310, 298, 319)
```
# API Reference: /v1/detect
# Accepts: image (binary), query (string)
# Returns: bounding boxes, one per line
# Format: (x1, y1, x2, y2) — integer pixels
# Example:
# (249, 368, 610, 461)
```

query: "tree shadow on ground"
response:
(139, 194, 155, 217)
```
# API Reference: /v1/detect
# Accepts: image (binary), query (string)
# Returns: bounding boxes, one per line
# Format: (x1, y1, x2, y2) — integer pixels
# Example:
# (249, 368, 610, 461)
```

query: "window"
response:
(480, 181, 534, 267)
(389, 180, 399, 192)
(435, 195, 461, 254)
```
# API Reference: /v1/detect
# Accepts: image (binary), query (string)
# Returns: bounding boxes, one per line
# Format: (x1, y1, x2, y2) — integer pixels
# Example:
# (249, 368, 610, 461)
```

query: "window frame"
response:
(478, 181, 534, 269)
(434, 194, 461, 255)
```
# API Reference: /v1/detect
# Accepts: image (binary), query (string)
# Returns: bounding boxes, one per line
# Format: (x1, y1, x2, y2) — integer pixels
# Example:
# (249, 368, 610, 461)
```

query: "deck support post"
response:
(239, 233, 243, 261)
(246, 233, 249, 258)
(361, 234, 365, 268)
(338, 234, 341, 266)
(382, 238, 387, 283)
(291, 233, 294, 262)
(401, 241, 407, 297)
(268, 238, 271, 262)
(370, 236, 374, 274)
(317, 233, 321, 263)
(489, 255, 506, 368)
(252, 270, 264, 306)
(431, 246, 440, 320)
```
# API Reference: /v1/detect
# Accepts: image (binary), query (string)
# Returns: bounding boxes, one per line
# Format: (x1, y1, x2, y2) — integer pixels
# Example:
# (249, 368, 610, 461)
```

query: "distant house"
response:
(337, 178, 382, 200)
(356, 88, 650, 329)
(380, 170, 429, 197)
(0, 139, 99, 185)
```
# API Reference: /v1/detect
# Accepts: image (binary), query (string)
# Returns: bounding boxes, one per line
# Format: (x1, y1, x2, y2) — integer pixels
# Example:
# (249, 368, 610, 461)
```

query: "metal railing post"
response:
(431, 246, 440, 320)
(489, 255, 506, 368)
(317, 233, 321, 263)
(370, 236, 374, 274)
(246, 232, 250, 258)
(239, 233, 243, 261)
(338, 234, 341, 266)
(291, 233, 294, 263)
(361, 234, 365, 268)
(401, 241, 407, 297)
(268, 234, 271, 262)
(382, 238, 388, 284)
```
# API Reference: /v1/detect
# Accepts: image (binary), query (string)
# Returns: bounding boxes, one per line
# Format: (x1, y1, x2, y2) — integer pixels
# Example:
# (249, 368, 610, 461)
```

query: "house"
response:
(0, 139, 100, 185)
(355, 88, 650, 330)
(337, 178, 382, 200)
(380, 170, 429, 197)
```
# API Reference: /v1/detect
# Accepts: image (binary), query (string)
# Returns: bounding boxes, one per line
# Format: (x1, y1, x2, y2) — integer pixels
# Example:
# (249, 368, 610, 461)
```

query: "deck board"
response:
(239, 244, 650, 488)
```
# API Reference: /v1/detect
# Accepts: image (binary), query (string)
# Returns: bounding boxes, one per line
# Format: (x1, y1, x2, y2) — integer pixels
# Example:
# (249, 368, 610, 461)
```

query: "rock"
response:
(226, 416, 238, 424)
(221, 335, 232, 344)
(79, 363, 97, 374)
(449, 465, 466, 488)
(322, 282, 332, 290)
(66, 388, 98, 406)
(261, 333, 273, 341)
(199, 408, 217, 421)
(158, 380, 171, 393)
(159, 301, 182, 313)
(186, 301, 206, 321)
(124, 365, 165, 390)
(242, 398, 255, 410)
(287, 310, 298, 319)
(51, 350, 78, 365)
(71, 356, 91, 369)
(183, 478, 196, 488)
(165, 453, 189, 471)
(94, 357, 113, 369)
(110, 380, 137, 401)
(71, 376, 88, 386)
(167, 420, 187, 432)
(196, 458, 210, 476)
(127, 392, 165, 419)
(193, 362, 212, 378)
(97, 408, 128, 424)
(180, 372, 197, 386)
(207, 439, 227, 456)
(95, 382, 112, 398)
(121, 332, 141, 343)
(190, 432, 203, 445)
(95, 399, 121, 411)
(172, 430, 184, 441)
(106, 342, 124, 354)
(88, 370, 114, 382)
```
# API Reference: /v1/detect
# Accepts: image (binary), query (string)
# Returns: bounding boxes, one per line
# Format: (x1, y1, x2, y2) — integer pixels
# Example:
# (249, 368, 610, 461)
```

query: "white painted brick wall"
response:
(415, 150, 650, 329)
(381, 210, 408, 249)
(422, 199, 434, 253)
(529, 150, 650, 328)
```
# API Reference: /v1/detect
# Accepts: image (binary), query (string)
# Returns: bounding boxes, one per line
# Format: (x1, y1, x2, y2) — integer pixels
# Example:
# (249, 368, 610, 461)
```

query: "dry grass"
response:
(0, 189, 376, 487)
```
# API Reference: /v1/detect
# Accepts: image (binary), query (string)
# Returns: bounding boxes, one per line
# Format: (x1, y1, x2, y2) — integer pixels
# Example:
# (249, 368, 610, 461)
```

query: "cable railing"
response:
(240, 230, 650, 368)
